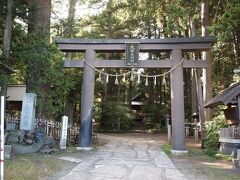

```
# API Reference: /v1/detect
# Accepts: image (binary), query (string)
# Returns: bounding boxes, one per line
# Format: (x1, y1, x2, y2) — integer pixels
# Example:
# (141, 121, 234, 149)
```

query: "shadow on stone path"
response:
(58, 133, 187, 180)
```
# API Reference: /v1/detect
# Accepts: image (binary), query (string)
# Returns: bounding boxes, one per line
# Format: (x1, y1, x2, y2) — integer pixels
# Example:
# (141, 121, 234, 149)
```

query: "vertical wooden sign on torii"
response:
(126, 42, 139, 66)
(56, 37, 216, 153)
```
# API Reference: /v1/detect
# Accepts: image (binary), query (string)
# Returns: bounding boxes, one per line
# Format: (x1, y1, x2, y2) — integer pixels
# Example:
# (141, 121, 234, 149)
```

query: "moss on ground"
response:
(5, 153, 64, 180)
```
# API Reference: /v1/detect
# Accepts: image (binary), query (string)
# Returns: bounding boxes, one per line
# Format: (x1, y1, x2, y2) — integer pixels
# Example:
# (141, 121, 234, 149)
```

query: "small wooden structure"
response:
(6, 85, 26, 113)
(205, 83, 240, 155)
(131, 93, 146, 121)
(131, 93, 145, 110)
(219, 127, 240, 155)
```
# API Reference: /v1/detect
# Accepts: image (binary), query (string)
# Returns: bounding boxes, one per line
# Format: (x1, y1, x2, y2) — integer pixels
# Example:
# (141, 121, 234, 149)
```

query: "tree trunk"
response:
(103, 1, 113, 101)
(103, 68, 108, 101)
(65, 0, 77, 37)
(201, 1, 212, 121)
(3, 0, 13, 61)
(128, 80, 132, 106)
(195, 68, 205, 149)
(28, 0, 51, 42)
(26, 0, 51, 117)
(64, 0, 78, 121)
(1, 0, 14, 97)
(189, 18, 198, 115)
(190, 16, 205, 149)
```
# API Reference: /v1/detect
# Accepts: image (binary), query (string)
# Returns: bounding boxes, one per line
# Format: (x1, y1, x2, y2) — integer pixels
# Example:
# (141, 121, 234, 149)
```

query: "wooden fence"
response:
(6, 116, 80, 144)
(220, 127, 240, 139)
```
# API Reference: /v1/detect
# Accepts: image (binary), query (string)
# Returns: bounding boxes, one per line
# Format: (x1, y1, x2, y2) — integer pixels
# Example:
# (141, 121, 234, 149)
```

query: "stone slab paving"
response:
(60, 135, 187, 180)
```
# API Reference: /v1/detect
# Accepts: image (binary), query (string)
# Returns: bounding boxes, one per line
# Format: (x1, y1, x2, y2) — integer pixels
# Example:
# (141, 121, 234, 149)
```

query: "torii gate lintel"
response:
(63, 59, 208, 68)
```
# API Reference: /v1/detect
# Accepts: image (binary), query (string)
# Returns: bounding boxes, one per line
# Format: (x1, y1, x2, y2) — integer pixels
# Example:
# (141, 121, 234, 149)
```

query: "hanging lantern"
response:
(162, 74, 167, 85)
(122, 74, 126, 83)
(145, 76, 149, 86)
(154, 76, 157, 86)
(137, 74, 141, 84)
(106, 74, 109, 83)
(115, 74, 119, 85)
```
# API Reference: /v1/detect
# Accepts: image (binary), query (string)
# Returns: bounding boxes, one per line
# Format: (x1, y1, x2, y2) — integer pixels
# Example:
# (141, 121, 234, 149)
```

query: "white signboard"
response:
(20, 93, 37, 130)
(59, 116, 68, 149)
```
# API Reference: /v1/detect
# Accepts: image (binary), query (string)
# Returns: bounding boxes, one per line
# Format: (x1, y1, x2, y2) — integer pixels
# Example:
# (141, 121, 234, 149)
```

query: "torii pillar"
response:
(77, 49, 96, 149)
(170, 49, 187, 153)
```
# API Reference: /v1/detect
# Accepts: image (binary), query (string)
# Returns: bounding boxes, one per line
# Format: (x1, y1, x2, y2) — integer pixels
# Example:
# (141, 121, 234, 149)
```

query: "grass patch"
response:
(162, 143, 233, 161)
(66, 144, 78, 153)
(161, 144, 172, 155)
(188, 148, 233, 161)
(214, 153, 233, 161)
(5, 153, 64, 180)
(185, 148, 220, 161)
(163, 142, 240, 180)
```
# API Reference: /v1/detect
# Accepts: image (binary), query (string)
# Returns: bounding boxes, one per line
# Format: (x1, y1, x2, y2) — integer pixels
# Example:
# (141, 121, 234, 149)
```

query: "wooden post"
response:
(237, 95, 240, 127)
(78, 49, 96, 149)
(194, 127, 200, 143)
(1, 96, 5, 180)
(185, 126, 190, 136)
(170, 49, 187, 153)
(166, 115, 171, 143)
(168, 125, 171, 144)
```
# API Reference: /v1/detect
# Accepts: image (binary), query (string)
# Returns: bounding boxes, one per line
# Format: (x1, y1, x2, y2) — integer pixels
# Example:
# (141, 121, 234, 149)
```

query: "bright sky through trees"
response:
(52, 0, 106, 20)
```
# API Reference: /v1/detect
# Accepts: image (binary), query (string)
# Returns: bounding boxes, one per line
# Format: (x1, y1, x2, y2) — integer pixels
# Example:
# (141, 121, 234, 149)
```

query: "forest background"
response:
(0, 0, 240, 132)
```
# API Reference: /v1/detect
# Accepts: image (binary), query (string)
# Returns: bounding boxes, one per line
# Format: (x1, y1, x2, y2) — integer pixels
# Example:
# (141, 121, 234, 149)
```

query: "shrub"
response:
(204, 113, 227, 150)
(143, 104, 168, 130)
(100, 102, 134, 131)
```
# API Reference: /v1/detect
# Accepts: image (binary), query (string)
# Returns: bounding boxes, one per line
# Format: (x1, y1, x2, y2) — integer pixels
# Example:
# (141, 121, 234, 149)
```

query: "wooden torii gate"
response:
(56, 37, 215, 152)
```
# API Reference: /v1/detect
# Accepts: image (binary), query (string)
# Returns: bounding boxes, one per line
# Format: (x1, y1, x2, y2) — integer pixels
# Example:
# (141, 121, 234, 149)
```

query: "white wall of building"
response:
(7, 85, 26, 101)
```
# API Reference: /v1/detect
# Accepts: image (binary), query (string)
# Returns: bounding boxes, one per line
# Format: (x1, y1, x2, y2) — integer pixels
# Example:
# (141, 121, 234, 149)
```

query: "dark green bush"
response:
(100, 102, 134, 131)
(204, 113, 227, 150)
(143, 104, 168, 130)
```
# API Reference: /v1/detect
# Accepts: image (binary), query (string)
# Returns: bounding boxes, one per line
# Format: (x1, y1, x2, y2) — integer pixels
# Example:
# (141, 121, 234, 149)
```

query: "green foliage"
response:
(204, 113, 227, 150)
(143, 102, 169, 130)
(44, 44, 78, 119)
(210, 0, 240, 42)
(212, 43, 236, 90)
(100, 101, 134, 131)
(210, 0, 240, 88)
(10, 30, 78, 119)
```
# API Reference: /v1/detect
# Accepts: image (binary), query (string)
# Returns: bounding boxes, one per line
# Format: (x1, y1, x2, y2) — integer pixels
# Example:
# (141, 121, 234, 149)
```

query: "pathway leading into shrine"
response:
(59, 134, 187, 180)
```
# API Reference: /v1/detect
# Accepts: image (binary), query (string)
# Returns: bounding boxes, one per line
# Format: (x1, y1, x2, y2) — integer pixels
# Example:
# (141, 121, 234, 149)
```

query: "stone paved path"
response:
(60, 134, 187, 180)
